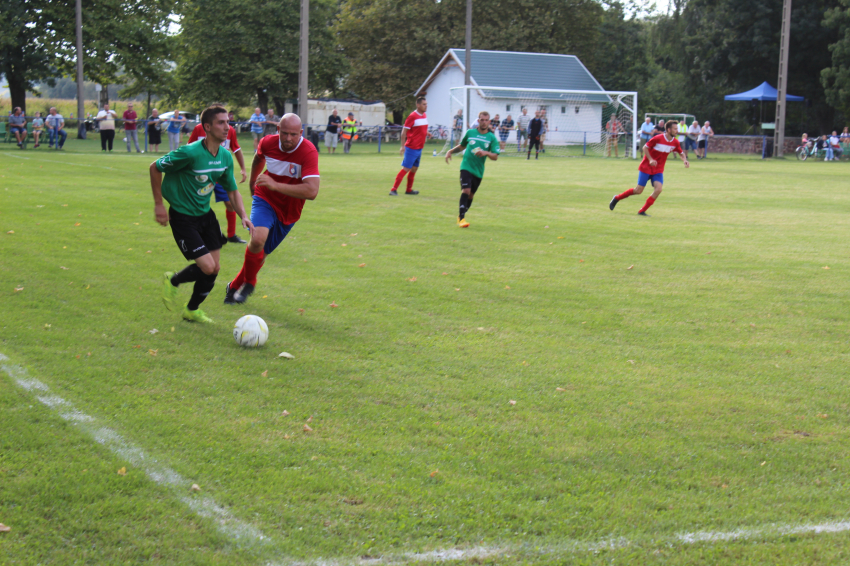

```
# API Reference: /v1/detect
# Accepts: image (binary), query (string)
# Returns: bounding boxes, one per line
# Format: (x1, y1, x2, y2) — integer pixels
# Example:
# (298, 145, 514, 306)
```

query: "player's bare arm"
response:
(399, 129, 408, 156)
(255, 175, 319, 201)
(444, 143, 466, 163)
(234, 149, 247, 183)
(644, 144, 657, 167)
(149, 162, 168, 226)
(228, 189, 254, 231)
(249, 152, 266, 196)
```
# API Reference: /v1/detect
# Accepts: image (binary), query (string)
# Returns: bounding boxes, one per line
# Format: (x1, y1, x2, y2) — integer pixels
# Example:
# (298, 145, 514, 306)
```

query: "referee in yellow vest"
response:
(342, 112, 359, 154)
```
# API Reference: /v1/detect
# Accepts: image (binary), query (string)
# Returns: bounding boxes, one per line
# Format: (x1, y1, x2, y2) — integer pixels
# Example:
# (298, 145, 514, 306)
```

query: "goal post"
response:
(441, 86, 638, 159)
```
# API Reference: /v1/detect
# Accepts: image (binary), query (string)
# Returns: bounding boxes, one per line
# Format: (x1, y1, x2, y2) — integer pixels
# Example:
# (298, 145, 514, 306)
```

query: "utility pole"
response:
(464, 0, 472, 128)
(298, 0, 309, 128)
(75, 0, 86, 139)
(773, 0, 791, 157)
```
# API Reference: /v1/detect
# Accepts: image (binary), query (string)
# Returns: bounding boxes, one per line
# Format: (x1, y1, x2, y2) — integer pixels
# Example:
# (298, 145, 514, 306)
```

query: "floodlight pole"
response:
(773, 0, 791, 157)
(298, 0, 309, 126)
(75, 0, 86, 139)
(464, 0, 472, 128)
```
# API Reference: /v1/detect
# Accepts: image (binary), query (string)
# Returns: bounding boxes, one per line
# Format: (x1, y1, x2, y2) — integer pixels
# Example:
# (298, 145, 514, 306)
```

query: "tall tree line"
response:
(4, 0, 849, 133)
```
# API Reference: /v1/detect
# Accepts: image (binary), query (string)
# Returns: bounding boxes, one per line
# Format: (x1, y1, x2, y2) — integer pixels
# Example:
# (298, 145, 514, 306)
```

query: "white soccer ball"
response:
(233, 315, 269, 347)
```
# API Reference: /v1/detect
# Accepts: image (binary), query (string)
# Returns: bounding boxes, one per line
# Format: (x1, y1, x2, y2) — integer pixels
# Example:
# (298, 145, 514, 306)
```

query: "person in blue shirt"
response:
(249, 107, 265, 151)
(166, 110, 186, 151)
(639, 116, 654, 157)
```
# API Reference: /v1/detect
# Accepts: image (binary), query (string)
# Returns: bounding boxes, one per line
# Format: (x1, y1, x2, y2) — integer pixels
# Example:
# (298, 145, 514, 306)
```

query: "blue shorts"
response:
(250, 196, 294, 255)
(213, 183, 230, 203)
(637, 171, 663, 187)
(11, 126, 25, 135)
(401, 147, 422, 169)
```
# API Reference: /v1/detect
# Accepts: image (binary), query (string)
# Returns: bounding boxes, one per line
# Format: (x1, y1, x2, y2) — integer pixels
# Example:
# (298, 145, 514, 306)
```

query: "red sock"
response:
(406, 170, 417, 192)
(231, 248, 265, 289)
(616, 188, 635, 200)
(638, 196, 656, 213)
(226, 210, 237, 238)
(392, 170, 407, 191)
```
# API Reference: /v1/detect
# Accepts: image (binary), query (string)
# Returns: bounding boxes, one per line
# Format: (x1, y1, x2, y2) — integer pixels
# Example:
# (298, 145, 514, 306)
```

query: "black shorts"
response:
(698, 140, 706, 149)
(169, 208, 226, 260)
(460, 170, 482, 194)
(529, 136, 541, 150)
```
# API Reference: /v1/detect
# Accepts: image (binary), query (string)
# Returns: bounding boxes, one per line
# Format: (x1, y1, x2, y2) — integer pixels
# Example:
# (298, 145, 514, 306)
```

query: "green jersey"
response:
(155, 140, 238, 216)
(459, 128, 500, 178)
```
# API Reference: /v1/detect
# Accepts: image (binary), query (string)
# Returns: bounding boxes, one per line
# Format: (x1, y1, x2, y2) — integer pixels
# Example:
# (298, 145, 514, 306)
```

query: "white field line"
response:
(0, 352, 267, 543)
(5, 353, 850, 564)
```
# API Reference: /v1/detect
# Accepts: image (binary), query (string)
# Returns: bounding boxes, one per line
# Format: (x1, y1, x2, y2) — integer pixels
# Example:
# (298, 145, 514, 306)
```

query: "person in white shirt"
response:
(46, 107, 67, 149)
(95, 103, 118, 152)
(697, 121, 714, 159)
(828, 131, 842, 161)
(685, 120, 700, 156)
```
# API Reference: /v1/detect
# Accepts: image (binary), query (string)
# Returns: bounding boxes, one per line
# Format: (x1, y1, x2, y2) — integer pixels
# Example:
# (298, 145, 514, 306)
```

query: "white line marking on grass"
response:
(0, 352, 267, 543)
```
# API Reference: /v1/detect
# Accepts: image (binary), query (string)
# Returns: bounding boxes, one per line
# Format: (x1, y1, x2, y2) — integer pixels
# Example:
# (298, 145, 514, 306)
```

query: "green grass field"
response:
(2, 136, 850, 565)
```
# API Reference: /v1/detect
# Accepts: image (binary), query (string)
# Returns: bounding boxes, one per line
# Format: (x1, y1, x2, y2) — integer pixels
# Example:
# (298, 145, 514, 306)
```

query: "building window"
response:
(575, 106, 580, 114)
(561, 106, 566, 114)
(506, 104, 511, 112)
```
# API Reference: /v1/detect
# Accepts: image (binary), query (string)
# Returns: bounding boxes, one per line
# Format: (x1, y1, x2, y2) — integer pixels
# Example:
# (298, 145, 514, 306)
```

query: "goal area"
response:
(440, 86, 638, 159)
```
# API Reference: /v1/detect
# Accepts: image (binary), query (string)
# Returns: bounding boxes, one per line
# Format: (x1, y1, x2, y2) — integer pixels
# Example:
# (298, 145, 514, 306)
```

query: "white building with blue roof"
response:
(416, 49, 631, 148)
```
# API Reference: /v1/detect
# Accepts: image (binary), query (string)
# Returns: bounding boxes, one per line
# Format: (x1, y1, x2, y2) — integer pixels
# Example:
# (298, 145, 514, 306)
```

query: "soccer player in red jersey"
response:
(188, 121, 249, 243)
(224, 114, 320, 304)
(609, 121, 689, 216)
(390, 96, 428, 196)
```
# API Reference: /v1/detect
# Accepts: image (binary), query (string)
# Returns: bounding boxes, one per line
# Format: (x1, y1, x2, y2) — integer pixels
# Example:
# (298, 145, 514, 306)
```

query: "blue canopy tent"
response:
(723, 82, 804, 102)
(724, 82, 805, 132)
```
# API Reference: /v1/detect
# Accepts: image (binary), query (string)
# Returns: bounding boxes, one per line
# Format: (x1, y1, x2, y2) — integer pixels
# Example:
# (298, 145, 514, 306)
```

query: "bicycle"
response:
(795, 141, 819, 161)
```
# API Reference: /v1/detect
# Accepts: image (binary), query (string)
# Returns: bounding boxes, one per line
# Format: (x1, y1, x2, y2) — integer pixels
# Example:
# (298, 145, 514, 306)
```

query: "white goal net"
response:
(440, 86, 638, 158)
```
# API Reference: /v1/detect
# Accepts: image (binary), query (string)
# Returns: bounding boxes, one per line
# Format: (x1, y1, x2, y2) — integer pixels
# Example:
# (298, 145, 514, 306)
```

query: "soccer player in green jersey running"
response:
(444, 111, 500, 228)
(149, 105, 253, 323)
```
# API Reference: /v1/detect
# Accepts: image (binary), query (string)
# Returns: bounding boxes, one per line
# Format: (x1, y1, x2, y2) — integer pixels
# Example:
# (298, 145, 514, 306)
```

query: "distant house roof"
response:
(416, 49, 610, 102)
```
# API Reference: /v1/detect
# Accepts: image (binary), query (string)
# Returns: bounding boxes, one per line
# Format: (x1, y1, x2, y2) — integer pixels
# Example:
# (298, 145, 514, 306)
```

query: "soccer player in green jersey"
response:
(444, 111, 500, 228)
(149, 105, 253, 323)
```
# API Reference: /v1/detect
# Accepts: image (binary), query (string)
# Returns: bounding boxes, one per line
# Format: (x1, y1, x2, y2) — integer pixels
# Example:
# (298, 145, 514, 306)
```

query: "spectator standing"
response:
(166, 110, 186, 151)
(490, 114, 501, 136)
(96, 103, 118, 152)
(639, 116, 654, 157)
(840, 127, 849, 155)
(9, 107, 27, 148)
(342, 112, 358, 154)
(263, 108, 280, 137)
(452, 109, 464, 142)
(652, 120, 666, 137)
(123, 102, 142, 153)
(147, 108, 162, 153)
(540, 110, 548, 153)
(527, 111, 543, 160)
(697, 121, 714, 159)
(249, 107, 264, 150)
(516, 108, 531, 151)
(685, 120, 700, 155)
(325, 108, 341, 154)
(606, 115, 622, 157)
(46, 107, 67, 149)
(227, 111, 235, 127)
(498, 114, 513, 151)
(31, 111, 44, 148)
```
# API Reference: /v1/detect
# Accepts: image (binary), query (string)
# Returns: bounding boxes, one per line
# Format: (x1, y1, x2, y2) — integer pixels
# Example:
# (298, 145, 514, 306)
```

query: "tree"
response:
(822, 0, 850, 117)
(335, 0, 604, 118)
(0, 0, 56, 111)
(175, 0, 347, 116)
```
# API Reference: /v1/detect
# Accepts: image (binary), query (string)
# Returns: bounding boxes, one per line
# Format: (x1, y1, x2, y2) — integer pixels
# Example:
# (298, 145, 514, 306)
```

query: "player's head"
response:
(415, 96, 427, 112)
(477, 111, 490, 130)
(201, 105, 229, 141)
(665, 121, 678, 136)
(279, 113, 303, 151)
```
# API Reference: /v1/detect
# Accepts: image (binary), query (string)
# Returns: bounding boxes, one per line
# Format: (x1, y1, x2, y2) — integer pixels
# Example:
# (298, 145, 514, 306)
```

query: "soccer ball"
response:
(233, 315, 269, 347)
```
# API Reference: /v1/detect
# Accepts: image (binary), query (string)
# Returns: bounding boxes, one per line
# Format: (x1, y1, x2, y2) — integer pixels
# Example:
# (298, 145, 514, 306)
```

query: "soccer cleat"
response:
(223, 281, 238, 305)
(233, 283, 255, 304)
(389, 189, 398, 196)
(457, 217, 470, 228)
(609, 195, 619, 210)
(182, 305, 214, 324)
(227, 235, 247, 244)
(405, 190, 419, 195)
(162, 271, 179, 311)
(637, 211, 650, 216)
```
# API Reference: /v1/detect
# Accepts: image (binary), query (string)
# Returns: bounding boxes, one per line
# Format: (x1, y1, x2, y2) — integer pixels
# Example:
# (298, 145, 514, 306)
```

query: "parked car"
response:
(157, 111, 199, 133)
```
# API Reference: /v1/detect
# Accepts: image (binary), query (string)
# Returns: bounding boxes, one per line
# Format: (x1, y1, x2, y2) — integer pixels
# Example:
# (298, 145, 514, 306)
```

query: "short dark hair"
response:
(478, 111, 490, 118)
(665, 121, 677, 132)
(416, 96, 426, 105)
(201, 105, 227, 130)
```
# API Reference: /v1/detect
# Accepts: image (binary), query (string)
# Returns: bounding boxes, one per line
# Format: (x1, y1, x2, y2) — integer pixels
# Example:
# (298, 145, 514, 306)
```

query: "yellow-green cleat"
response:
(162, 272, 179, 311)
(182, 305, 214, 324)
